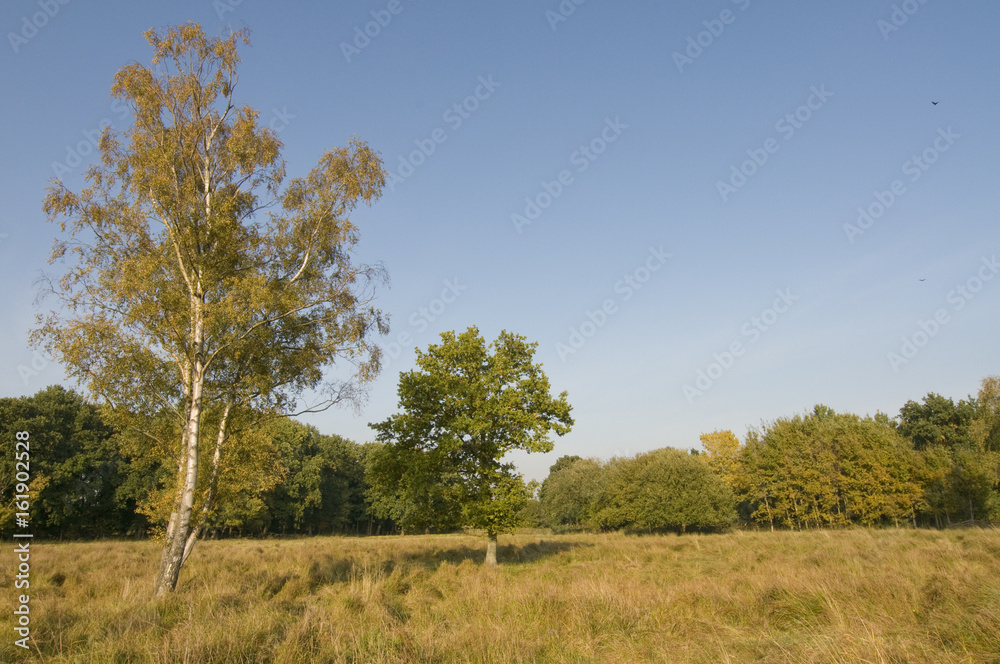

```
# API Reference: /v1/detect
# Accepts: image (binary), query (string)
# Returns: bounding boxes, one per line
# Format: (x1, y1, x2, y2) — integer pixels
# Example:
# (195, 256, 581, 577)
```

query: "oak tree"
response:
(34, 24, 389, 595)
(367, 327, 573, 565)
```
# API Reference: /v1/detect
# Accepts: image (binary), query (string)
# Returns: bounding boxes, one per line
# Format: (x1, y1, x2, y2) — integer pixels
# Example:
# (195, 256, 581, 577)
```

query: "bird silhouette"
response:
(931, 101, 939, 105)
(919, 278, 926, 281)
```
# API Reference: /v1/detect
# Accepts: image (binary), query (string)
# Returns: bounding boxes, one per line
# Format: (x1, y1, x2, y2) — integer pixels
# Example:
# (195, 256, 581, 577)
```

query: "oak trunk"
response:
(484, 532, 498, 566)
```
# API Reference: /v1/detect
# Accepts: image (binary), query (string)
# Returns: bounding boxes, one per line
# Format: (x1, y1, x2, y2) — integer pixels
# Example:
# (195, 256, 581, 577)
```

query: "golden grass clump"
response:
(0, 528, 998, 662)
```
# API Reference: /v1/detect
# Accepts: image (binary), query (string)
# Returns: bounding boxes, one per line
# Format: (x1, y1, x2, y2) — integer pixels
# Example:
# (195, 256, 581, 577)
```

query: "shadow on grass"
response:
(411, 538, 588, 569)
(303, 539, 589, 591)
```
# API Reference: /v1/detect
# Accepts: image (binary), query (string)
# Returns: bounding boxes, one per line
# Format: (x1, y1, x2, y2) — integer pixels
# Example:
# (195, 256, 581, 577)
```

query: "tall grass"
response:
(2, 528, 998, 662)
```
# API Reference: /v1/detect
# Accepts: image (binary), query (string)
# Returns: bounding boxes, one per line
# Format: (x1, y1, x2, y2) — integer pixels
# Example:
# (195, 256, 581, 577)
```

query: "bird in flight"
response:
(919, 278, 926, 281)
(931, 101, 939, 105)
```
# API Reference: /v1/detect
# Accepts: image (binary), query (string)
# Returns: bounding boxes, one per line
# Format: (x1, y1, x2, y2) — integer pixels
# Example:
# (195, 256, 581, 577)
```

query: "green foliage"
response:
(0, 386, 148, 537)
(538, 457, 605, 529)
(365, 440, 467, 534)
(916, 445, 1000, 525)
(945, 447, 1000, 521)
(547, 455, 582, 477)
(738, 406, 923, 529)
(971, 376, 1000, 453)
(367, 327, 573, 542)
(261, 420, 374, 535)
(588, 448, 736, 533)
(833, 414, 923, 526)
(517, 480, 545, 527)
(0, 387, 379, 539)
(9, 373, 998, 541)
(898, 383, 1000, 525)
(898, 393, 978, 450)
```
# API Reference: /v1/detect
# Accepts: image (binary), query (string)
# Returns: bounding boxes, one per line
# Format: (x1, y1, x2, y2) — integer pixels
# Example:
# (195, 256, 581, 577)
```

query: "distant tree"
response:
(546, 455, 583, 477)
(259, 419, 326, 533)
(944, 447, 1000, 522)
(915, 444, 956, 527)
(914, 438, 999, 526)
(971, 376, 1000, 453)
(367, 327, 573, 565)
(0, 386, 145, 537)
(739, 406, 922, 529)
(517, 480, 545, 528)
(538, 457, 605, 529)
(898, 393, 978, 450)
(829, 414, 922, 527)
(34, 24, 389, 595)
(895, 384, 1000, 526)
(534, 454, 583, 527)
(741, 411, 840, 529)
(699, 430, 743, 491)
(365, 439, 467, 535)
(589, 448, 735, 534)
(262, 419, 370, 535)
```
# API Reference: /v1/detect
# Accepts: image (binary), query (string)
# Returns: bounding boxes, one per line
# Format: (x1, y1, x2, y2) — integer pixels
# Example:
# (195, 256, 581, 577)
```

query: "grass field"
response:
(2, 528, 999, 663)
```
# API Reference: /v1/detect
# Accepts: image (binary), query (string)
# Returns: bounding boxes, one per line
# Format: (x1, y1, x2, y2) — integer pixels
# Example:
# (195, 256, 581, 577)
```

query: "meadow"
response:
(2, 528, 999, 663)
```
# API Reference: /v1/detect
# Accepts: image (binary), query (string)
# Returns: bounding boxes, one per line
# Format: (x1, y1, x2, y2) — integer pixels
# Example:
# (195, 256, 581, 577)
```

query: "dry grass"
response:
(2, 528, 999, 662)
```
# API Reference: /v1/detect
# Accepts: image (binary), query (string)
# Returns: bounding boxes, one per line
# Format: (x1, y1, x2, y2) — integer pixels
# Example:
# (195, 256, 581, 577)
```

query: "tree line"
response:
(528, 376, 1000, 533)
(0, 385, 393, 540)
(4, 376, 997, 541)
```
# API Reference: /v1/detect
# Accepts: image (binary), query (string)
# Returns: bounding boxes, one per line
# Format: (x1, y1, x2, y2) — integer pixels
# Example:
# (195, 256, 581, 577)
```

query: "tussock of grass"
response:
(1, 528, 998, 662)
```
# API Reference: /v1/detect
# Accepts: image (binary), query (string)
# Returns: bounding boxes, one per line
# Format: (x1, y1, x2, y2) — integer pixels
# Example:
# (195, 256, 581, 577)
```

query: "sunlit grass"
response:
(2, 528, 998, 662)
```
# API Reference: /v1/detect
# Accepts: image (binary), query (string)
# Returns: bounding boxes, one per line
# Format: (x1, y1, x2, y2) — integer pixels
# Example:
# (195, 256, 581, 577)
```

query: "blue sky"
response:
(2, 0, 998, 481)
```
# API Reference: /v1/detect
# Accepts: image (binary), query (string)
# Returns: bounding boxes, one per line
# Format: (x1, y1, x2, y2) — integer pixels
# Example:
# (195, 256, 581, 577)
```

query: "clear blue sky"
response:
(2, 0, 998, 481)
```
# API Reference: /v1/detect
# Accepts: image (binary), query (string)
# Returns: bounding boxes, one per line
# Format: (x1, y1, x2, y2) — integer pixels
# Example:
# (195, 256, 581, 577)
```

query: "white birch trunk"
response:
(154, 295, 205, 596)
(181, 403, 230, 567)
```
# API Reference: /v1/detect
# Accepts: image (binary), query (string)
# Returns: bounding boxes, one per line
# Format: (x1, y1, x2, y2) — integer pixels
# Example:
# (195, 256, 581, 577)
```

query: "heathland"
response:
(2, 528, 998, 663)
